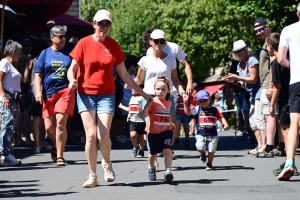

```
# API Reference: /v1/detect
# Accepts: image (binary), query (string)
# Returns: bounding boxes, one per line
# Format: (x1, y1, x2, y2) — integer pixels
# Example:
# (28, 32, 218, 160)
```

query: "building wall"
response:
(66, 0, 80, 18)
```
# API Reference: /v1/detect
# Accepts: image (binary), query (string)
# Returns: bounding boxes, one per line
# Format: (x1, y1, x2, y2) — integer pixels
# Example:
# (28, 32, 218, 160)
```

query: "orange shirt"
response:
(70, 35, 126, 95)
(145, 97, 172, 134)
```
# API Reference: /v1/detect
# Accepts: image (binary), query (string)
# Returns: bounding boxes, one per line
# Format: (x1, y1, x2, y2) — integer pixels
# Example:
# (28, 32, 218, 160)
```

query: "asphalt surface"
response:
(1, 130, 300, 200)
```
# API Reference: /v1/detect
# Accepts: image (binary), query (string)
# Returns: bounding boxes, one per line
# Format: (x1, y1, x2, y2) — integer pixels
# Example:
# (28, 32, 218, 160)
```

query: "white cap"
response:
(150, 29, 166, 39)
(233, 40, 247, 52)
(93, 9, 112, 23)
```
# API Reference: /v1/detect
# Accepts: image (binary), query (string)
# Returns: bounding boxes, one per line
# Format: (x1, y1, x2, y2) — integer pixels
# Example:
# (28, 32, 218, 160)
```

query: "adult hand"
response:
(68, 79, 77, 90)
(269, 105, 276, 117)
(266, 88, 273, 100)
(183, 94, 189, 104)
(186, 82, 194, 96)
(144, 94, 153, 107)
(124, 83, 131, 89)
(224, 73, 238, 83)
(223, 124, 230, 130)
(35, 93, 43, 104)
(2, 96, 10, 109)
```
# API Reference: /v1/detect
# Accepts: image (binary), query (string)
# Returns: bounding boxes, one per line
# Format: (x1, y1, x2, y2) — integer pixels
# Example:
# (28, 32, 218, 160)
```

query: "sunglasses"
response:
(53, 35, 67, 39)
(97, 21, 112, 28)
(151, 38, 166, 45)
(15, 49, 22, 54)
(253, 26, 266, 34)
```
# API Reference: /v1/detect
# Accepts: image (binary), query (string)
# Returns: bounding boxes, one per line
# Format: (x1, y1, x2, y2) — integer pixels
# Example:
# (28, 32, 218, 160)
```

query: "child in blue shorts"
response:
(183, 90, 229, 170)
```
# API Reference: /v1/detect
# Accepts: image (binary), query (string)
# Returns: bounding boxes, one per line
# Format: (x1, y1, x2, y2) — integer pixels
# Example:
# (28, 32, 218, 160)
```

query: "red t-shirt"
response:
(69, 35, 126, 95)
(145, 97, 172, 134)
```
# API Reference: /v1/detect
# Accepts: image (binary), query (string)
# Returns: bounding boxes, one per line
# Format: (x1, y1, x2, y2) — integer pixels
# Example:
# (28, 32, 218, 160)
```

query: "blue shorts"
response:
(147, 130, 173, 155)
(77, 93, 115, 114)
(142, 95, 175, 123)
(176, 113, 191, 124)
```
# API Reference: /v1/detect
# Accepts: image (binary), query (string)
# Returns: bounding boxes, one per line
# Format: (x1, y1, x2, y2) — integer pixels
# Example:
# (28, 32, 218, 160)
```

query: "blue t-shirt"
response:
(35, 46, 72, 99)
(237, 56, 261, 103)
(196, 106, 223, 136)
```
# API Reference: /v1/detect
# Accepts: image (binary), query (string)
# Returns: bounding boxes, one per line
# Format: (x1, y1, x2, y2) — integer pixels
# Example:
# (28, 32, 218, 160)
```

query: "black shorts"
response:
(190, 114, 197, 120)
(289, 82, 300, 113)
(278, 102, 290, 125)
(129, 121, 146, 134)
(28, 93, 42, 116)
(147, 130, 173, 155)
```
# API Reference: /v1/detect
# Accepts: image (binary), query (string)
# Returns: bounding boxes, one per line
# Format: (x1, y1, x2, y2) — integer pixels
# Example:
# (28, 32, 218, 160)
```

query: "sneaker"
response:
(173, 138, 179, 146)
(278, 161, 294, 181)
(273, 162, 300, 176)
(248, 147, 258, 155)
(185, 140, 190, 149)
(148, 167, 156, 181)
(273, 148, 286, 157)
(164, 169, 174, 182)
(200, 153, 206, 163)
(131, 147, 138, 157)
(154, 161, 159, 172)
(255, 150, 274, 158)
(206, 163, 213, 170)
(0, 154, 21, 166)
(83, 174, 99, 188)
(102, 159, 115, 182)
(137, 150, 144, 158)
(189, 133, 195, 136)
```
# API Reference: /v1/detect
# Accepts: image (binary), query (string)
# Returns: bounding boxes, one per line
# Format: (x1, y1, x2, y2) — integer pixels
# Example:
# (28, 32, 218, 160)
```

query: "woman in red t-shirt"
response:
(67, 10, 152, 188)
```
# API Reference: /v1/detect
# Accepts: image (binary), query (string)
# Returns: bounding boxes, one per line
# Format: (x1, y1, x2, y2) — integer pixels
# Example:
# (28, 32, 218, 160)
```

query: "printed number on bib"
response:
(198, 116, 217, 126)
(129, 105, 140, 113)
(154, 113, 170, 126)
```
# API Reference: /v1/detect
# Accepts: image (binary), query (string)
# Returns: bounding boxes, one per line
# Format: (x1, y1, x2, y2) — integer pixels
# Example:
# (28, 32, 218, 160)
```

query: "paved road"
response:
(1, 130, 300, 200)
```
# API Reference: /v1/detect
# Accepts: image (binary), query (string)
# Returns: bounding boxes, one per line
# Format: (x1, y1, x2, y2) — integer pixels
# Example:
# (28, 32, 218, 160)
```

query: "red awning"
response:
(198, 83, 225, 96)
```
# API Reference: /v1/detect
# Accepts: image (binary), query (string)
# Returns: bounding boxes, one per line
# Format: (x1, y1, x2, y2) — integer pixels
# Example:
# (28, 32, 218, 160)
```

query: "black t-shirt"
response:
(271, 58, 290, 104)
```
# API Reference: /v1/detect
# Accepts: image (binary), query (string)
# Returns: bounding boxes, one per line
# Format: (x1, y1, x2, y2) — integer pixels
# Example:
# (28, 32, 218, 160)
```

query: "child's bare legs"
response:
(207, 152, 215, 164)
(163, 148, 172, 169)
(149, 153, 157, 167)
(183, 123, 190, 140)
(138, 134, 145, 150)
(130, 131, 138, 149)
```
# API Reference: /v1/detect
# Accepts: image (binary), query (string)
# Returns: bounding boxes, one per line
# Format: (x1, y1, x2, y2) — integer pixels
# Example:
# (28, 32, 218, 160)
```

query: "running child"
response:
(183, 90, 229, 170)
(119, 84, 146, 158)
(142, 76, 175, 182)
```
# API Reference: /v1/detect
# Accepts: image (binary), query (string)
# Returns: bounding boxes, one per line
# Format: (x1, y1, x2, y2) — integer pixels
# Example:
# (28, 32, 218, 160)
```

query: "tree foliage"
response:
(81, 0, 299, 79)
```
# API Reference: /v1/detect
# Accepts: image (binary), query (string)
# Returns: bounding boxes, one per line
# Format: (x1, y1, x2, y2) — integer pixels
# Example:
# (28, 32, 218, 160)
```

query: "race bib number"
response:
(154, 113, 170, 126)
(198, 116, 217, 126)
(129, 105, 140, 113)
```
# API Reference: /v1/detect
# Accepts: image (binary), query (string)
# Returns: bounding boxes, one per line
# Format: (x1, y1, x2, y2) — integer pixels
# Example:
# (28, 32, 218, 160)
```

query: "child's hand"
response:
(223, 125, 229, 130)
(118, 103, 122, 108)
(183, 94, 189, 104)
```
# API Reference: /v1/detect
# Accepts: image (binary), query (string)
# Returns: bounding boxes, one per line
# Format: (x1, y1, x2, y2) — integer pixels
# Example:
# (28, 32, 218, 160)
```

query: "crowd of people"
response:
(0, 5, 300, 189)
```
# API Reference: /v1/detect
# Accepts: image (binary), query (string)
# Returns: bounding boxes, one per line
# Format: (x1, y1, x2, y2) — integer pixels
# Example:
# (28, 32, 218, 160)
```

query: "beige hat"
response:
(93, 9, 112, 23)
(233, 40, 247, 52)
(150, 29, 166, 39)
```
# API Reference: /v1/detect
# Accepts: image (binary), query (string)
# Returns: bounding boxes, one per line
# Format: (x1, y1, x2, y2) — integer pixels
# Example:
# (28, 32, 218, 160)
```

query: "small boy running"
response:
(119, 85, 146, 158)
(142, 76, 175, 182)
(183, 90, 229, 170)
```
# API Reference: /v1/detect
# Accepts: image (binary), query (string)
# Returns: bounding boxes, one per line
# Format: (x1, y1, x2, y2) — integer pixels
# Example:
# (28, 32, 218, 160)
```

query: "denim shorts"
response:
(176, 113, 191, 124)
(77, 93, 115, 114)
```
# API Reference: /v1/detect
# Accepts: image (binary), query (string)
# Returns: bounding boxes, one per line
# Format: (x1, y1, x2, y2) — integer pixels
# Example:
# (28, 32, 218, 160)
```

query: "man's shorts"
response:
(278, 102, 290, 125)
(121, 99, 129, 116)
(289, 82, 300, 113)
(43, 87, 75, 118)
(77, 93, 115, 115)
(176, 113, 191, 124)
(195, 135, 219, 153)
(147, 130, 173, 155)
(129, 121, 146, 135)
(260, 88, 270, 115)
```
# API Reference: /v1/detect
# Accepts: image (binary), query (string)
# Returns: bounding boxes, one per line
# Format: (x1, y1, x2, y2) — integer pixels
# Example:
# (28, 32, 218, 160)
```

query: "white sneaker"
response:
(102, 159, 115, 182)
(1, 154, 21, 166)
(83, 174, 99, 188)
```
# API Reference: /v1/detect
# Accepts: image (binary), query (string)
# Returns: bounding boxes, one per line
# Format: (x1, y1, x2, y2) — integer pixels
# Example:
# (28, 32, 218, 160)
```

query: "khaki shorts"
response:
(249, 100, 266, 131)
(260, 88, 271, 115)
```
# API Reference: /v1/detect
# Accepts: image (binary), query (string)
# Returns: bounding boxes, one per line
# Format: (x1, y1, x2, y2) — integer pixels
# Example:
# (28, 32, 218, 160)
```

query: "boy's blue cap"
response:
(196, 90, 210, 100)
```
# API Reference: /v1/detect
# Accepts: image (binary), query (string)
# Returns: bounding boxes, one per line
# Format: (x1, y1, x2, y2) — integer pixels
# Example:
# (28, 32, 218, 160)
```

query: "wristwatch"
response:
(180, 90, 186, 96)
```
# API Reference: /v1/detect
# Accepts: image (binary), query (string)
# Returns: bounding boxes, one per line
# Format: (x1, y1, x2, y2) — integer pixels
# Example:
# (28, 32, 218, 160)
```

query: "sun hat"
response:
(93, 9, 112, 23)
(150, 29, 166, 39)
(233, 40, 247, 52)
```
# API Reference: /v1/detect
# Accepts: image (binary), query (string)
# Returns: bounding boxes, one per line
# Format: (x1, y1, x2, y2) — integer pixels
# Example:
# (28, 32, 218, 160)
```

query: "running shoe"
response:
(200, 153, 206, 163)
(273, 148, 286, 157)
(255, 150, 274, 158)
(83, 174, 99, 188)
(185, 140, 190, 149)
(164, 169, 174, 182)
(148, 167, 156, 181)
(102, 159, 115, 182)
(278, 161, 294, 181)
(206, 163, 213, 170)
(137, 150, 144, 158)
(0, 154, 21, 166)
(273, 162, 299, 176)
(131, 147, 138, 157)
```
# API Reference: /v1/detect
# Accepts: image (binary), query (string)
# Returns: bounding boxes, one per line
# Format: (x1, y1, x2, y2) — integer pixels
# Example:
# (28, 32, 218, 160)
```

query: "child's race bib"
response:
(154, 113, 170, 126)
(129, 104, 140, 113)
